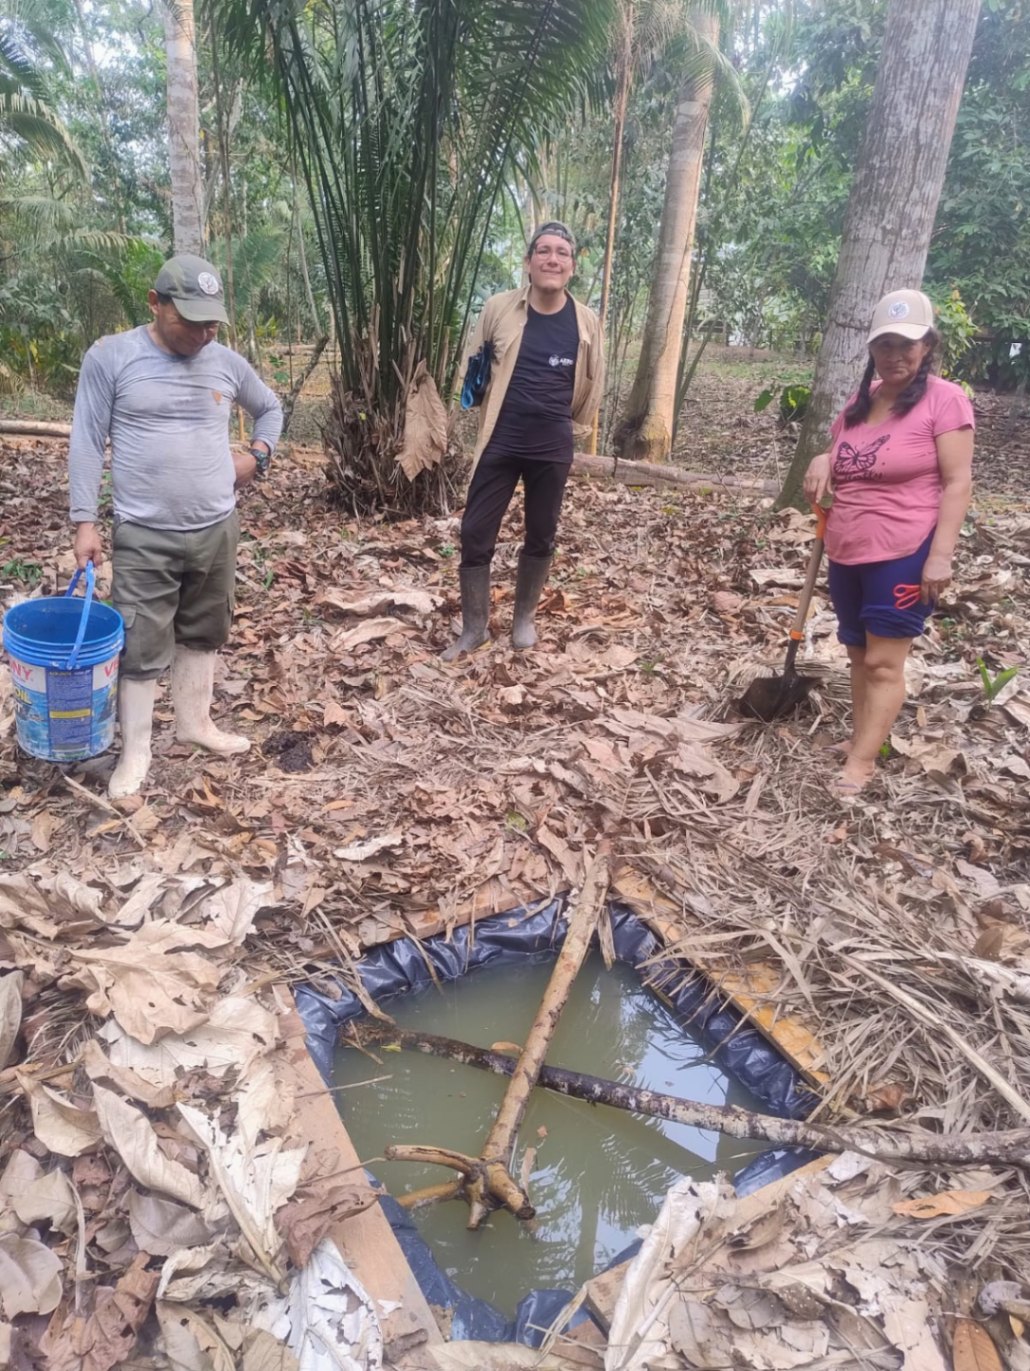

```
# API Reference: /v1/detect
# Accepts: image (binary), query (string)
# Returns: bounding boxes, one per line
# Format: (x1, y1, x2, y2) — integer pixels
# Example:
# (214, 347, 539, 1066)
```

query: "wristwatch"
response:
(249, 446, 271, 478)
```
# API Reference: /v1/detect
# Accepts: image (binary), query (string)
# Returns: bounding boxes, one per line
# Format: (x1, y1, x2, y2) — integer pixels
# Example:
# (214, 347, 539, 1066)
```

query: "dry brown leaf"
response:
(128, 1191, 222, 1257)
(854, 1081, 910, 1114)
(331, 616, 409, 651)
(241, 1328, 300, 1371)
(66, 921, 223, 1044)
(156, 1302, 235, 1371)
(17, 1072, 103, 1157)
(103, 995, 279, 1087)
(711, 590, 744, 615)
(490, 1041, 522, 1055)
(890, 734, 967, 779)
(29, 810, 61, 853)
(974, 922, 1030, 964)
(177, 1103, 306, 1281)
(0, 875, 63, 938)
(277, 1173, 376, 1269)
(0, 1148, 42, 1224)
(93, 1085, 205, 1209)
(535, 823, 583, 885)
(396, 361, 447, 480)
(41, 1253, 158, 1371)
(79, 1037, 176, 1109)
(333, 832, 404, 862)
(192, 877, 273, 947)
(892, 1189, 993, 1220)
(0, 1233, 63, 1318)
(11, 1168, 77, 1235)
(953, 1318, 1004, 1371)
(317, 588, 438, 618)
(44, 872, 108, 921)
(237, 1055, 294, 1148)
(0, 969, 22, 1070)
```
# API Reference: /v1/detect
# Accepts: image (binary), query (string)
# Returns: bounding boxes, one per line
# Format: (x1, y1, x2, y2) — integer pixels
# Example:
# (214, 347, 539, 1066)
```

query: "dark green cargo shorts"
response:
(112, 510, 239, 679)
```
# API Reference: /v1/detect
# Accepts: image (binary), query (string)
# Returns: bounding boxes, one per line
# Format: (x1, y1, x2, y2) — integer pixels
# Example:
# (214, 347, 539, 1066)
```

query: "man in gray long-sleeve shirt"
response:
(69, 253, 283, 798)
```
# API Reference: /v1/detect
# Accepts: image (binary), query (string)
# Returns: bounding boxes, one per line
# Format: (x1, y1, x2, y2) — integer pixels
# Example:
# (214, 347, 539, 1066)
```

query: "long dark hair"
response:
(842, 328, 940, 428)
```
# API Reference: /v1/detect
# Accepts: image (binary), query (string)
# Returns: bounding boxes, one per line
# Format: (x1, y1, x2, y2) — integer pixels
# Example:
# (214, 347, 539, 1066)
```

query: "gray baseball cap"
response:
(154, 254, 229, 324)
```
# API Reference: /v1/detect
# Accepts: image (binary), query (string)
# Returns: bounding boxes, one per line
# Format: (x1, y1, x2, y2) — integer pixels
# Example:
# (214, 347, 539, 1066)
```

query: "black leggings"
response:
(459, 450, 571, 568)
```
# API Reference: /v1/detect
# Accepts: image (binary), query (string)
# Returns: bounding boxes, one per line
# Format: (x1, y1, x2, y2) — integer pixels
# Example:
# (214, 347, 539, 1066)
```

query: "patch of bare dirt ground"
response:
(0, 355, 1027, 1367)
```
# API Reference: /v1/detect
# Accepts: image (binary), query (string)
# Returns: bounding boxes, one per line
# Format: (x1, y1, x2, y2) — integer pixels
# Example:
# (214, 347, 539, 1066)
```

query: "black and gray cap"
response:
(528, 220, 577, 255)
(154, 254, 229, 325)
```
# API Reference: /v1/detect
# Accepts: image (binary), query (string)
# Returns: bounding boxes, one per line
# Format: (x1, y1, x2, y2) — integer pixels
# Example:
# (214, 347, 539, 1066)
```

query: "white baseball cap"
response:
(868, 289, 934, 344)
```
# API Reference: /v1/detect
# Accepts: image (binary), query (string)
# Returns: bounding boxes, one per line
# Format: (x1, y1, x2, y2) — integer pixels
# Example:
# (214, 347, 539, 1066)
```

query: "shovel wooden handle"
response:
(787, 504, 828, 642)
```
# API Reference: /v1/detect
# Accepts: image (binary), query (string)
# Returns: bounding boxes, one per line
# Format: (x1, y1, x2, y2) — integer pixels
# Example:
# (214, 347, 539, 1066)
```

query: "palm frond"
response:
(0, 19, 87, 177)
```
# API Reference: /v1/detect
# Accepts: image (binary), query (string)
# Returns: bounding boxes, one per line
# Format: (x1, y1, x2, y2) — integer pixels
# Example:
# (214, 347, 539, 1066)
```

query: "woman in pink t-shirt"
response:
(803, 289, 975, 796)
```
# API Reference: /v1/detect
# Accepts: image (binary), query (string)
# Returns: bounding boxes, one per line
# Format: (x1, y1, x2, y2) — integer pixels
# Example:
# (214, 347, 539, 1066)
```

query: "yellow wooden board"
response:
(280, 1003, 444, 1366)
(611, 865, 831, 1089)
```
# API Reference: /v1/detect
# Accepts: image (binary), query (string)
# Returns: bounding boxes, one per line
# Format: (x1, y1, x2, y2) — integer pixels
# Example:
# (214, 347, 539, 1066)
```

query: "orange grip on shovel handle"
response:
(788, 503, 828, 641)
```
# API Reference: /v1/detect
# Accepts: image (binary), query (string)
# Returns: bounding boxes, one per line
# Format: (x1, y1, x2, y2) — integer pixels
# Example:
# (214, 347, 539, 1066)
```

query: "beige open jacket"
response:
(466, 285, 605, 477)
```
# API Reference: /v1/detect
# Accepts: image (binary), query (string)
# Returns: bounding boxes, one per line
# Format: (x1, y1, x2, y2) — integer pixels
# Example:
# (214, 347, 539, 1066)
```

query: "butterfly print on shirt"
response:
(833, 434, 889, 481)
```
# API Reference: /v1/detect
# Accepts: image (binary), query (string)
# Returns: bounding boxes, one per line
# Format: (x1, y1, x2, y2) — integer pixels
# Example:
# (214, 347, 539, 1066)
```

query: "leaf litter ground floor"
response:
(0, 422, 1028, 1369)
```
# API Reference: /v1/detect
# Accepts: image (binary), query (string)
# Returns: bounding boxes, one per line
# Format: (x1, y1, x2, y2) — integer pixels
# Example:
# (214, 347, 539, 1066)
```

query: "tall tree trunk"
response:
(163, 0, 205, 254)
(776, 0, 982, 509)
(616, 9, 718, 463)
(591, 0, 634, 455)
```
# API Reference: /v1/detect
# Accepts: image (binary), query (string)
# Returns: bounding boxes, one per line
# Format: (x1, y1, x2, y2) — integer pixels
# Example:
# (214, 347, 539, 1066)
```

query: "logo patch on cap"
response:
(888, 300, 910, 320)
(197, 272, 221, 296)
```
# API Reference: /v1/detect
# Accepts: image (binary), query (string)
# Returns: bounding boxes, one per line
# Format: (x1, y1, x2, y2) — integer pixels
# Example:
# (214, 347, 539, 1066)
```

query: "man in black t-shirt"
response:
(442, 222, 604, 659)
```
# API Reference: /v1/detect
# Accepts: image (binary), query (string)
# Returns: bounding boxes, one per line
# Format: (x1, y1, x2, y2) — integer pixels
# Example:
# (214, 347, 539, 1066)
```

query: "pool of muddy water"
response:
(333, 951, 767, 1314)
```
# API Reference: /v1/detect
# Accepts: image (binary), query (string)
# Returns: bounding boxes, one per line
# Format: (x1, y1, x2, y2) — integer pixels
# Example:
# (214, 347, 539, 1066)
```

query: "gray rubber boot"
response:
(440, 565, 492, 661)
(511, 553, 552, 650)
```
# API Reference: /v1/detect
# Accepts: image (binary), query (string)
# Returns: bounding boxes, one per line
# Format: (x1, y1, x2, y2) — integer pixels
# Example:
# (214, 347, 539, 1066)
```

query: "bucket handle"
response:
(63, 561, 96, 671)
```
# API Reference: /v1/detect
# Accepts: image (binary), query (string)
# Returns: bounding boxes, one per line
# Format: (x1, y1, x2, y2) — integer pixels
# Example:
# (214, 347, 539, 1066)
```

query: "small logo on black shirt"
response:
(549, 354, 575, 368)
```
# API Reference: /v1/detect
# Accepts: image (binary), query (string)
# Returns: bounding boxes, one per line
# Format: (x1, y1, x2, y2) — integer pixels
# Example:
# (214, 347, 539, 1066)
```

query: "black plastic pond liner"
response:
(295, 896, 822, 1345)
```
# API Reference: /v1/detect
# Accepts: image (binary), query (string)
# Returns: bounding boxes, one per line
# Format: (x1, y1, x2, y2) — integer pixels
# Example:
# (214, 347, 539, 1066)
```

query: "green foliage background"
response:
(0, 0, 1028, 406)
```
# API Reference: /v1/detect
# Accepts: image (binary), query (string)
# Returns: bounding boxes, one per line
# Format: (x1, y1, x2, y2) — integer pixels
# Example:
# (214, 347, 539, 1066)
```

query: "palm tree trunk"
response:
(776, 0, 982, 509)
(163, 0, 205, 254)
(616, 8, 718, 463)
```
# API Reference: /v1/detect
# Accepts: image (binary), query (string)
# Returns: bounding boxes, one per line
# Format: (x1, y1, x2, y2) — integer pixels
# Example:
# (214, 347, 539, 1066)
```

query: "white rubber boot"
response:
(171, 648, 251, 755)
(108, 678, 157, 799)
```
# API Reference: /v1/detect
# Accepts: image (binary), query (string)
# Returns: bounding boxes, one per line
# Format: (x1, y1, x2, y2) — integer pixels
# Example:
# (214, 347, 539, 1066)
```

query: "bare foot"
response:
(833, 760, 876, 797)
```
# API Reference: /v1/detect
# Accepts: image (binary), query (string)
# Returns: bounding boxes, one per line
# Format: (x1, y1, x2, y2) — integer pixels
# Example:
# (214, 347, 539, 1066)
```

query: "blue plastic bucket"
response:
(3, 564, 124, 762)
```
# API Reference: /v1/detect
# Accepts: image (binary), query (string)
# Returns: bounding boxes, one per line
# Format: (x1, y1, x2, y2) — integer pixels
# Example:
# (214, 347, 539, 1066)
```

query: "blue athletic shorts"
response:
(827, 529, 936, 647)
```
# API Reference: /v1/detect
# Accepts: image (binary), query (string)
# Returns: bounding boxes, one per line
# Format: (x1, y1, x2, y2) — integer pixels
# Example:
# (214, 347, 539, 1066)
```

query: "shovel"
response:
(739, 504, 828, 722)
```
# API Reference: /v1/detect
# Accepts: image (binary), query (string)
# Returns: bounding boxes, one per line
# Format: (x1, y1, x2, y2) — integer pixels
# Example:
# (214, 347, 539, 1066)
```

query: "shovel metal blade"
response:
(738, 672, 816, 722)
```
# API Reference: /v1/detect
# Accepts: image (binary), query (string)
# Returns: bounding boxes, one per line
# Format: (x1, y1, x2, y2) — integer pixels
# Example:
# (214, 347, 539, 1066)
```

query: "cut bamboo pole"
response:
(466, 854, 609, 1226)
(353, 1023, 1030, 1173)
(382, 854, 610, 1227)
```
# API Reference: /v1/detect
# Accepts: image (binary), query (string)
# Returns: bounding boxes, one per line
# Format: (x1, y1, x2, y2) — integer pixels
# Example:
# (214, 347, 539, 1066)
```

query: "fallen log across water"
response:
(348, 1022, 1030, 1174)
